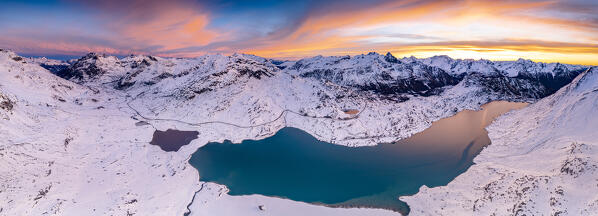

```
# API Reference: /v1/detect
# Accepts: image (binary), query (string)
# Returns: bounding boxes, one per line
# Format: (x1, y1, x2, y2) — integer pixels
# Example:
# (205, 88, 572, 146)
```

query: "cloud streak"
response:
(0, 0, 596, 64)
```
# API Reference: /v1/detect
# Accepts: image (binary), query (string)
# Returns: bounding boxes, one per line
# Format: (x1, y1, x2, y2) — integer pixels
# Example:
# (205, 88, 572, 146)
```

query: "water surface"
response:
(150, 129, 199, 152)
(189, 101, 527, 214)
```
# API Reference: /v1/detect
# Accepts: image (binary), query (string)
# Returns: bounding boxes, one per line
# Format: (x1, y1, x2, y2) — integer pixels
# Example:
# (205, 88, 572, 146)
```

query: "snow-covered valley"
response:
(1, 48, 596, 216)
(403, 67, 598, 215)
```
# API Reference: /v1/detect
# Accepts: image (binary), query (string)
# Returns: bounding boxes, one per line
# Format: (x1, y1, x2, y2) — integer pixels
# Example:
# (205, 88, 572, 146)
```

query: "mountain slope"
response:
(403, 67, 598, 215)
(1, 48, 595, 216)
(289, 53, 586, 99)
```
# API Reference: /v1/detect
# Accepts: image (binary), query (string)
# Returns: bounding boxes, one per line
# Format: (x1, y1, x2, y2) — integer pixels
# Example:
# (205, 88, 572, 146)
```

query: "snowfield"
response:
(0, 48, 595, 216)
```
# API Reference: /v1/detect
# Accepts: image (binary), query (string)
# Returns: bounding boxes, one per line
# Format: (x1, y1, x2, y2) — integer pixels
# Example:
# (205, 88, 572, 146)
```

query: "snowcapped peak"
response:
(229, 52, 244, 58)
(119, 55, 160, 70)
(121, 54, 160, 62)
(230, 53, 268, 63)
(567, 66, 597, 93)
(516, 58, 531, 63)
(226, 53, 279, 79)
(83, 52, 101, 59)
(78, 52, 119, 63)
(384, 52, 399, 63)
(425, 55, 453, 62)
(420, 55, 454, 69)
(400, 56, 419, 64)
(283, 52, 592, 99)
(53, 52, 123, 83)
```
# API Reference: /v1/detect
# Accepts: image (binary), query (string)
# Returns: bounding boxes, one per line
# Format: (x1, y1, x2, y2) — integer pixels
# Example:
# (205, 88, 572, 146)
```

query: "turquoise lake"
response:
(188, 101, 528, 215)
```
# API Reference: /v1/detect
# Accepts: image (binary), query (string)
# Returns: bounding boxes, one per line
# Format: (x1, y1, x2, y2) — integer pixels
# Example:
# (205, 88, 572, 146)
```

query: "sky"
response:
(0, 0, 597, 64)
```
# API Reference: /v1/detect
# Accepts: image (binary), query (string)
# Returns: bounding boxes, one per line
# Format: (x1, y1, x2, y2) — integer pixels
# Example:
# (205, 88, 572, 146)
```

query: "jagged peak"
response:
(535, 66, 596, 105)
(401, 56, 419, 63)
(569, 66, 598, 93)
(384, 52, 398, 63)
(53, 52, 122, 82)
(76, 52, 114, 61)
(425, 55, 453, 61)
(121, 54, 160, 61)
(11, 50, 593, 92)
(516, 58, 532, 63)
(229, 53, 273, 64)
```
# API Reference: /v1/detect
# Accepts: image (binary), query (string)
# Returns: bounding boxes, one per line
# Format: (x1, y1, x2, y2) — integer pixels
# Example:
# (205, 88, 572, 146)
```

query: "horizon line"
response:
(8, 49, 597, 66)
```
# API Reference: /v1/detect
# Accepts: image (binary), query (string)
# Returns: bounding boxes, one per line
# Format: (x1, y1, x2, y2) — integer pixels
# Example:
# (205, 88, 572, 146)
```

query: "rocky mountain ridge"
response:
(290, 52, 587, 98)
(47, 51, 589, 104)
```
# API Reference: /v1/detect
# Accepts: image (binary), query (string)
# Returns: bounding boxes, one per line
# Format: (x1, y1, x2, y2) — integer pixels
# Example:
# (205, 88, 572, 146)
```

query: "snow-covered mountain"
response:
(290, 52, 586, 99)
(54, 52, 278, 86)
(0, 48, 595, 216)
(403, 66, 598, 215)
(55, 51, 586, 100)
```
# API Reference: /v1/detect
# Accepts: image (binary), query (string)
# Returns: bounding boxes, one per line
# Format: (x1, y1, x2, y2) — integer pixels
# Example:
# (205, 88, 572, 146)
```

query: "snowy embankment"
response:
(403, 67, 598, 215)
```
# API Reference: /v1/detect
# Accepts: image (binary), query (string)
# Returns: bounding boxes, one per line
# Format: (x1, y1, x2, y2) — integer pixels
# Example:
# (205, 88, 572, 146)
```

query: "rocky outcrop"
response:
(55, 53, 115, 82)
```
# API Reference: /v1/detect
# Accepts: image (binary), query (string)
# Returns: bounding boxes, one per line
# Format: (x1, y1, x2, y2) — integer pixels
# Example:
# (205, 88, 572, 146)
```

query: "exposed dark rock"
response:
(130, 59, 151, 69)
(295, 53, 587, 102)
(301, 62, 462, 96)
(384, 52, 398, 63)
(33, 185, 52, 201)
(238, 68, 271, 79)
(40, 64, 68, 74)
(193, 88, 212, 94)
(0, 93, 14, 111)
(115, 80, 136, 90)
(53, 95, 66, 102)
(55, 53, 108, 81)
(116, 69, 143, 90)
(230, 57, 277, 79)
(517, 67, 586, 95)
(464, 73, 548, 99)
(270, 59, 287, 69)
(156, 73, 173, 79)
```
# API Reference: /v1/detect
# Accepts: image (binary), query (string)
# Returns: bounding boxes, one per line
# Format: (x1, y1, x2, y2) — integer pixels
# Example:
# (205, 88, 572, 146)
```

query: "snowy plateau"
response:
(0, 48, 596, 216)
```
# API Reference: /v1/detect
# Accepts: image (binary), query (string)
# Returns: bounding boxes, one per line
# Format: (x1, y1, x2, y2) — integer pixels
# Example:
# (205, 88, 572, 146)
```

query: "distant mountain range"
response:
(39, 51, 588, 101)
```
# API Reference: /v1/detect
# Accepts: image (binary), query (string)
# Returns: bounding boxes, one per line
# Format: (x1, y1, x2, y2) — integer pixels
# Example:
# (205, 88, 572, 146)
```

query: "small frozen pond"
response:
(188, 101, 527, 214)
(150, 129, 199, 152)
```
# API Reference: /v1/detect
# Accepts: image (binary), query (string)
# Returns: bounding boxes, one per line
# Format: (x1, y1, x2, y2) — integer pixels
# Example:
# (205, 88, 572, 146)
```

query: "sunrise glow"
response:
(1, 0, 596, 64)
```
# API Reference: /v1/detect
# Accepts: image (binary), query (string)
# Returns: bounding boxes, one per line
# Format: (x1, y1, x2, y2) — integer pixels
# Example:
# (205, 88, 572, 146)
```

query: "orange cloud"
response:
(2, 0, 224, 56)
(118, 11, 220, 51)
(241, 0, 597, 65)
(95, 0, 223, 54)
(2, 0, 596, 65)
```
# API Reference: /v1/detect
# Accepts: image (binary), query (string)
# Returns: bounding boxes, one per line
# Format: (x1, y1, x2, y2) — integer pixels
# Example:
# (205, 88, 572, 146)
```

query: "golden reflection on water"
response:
(395, 101, 529, 161)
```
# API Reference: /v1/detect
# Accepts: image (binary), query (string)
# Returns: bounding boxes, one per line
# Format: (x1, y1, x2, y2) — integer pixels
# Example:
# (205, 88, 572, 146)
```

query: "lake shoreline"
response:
(187, 100, 528, 215)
